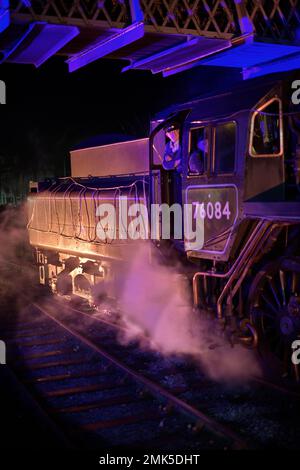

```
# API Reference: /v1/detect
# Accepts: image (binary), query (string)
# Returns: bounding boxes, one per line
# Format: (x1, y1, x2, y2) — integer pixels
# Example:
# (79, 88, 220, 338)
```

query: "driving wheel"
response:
(247, 257, 300, 379)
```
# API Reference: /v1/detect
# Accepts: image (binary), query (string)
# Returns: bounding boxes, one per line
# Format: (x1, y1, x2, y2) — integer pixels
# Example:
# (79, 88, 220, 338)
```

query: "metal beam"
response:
(243, 52, 300, 80)
(0, 0, 9, 33)
(5, 0, 300, 76)
(123, 36, 231, 75)
(198, 42, 300, 69)
(9, 0, 300, 44)
(7, 23, 79, 67)
(129, 0, 143, 23)
(10, 0, 238, 40)
(66, 21, 144, 73)
(235, 0, 254, 36)
(0, 22, 36, 63)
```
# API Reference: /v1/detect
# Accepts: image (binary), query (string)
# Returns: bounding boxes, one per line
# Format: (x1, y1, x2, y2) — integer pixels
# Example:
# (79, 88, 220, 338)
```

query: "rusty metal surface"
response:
(245, 0, 300, 41)
(10, 1, 300, 41)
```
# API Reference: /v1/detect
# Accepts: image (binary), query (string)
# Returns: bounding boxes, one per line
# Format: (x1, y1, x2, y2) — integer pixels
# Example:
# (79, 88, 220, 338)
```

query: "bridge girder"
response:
(1, 1, 300, 77)
(9, 0, 300, 40)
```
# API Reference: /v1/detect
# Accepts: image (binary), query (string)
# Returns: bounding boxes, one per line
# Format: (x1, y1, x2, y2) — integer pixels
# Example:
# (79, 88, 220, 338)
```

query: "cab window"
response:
(188, 127, 209, 175)
(215, 121, 236, 174)
(250, 98, 282, 157)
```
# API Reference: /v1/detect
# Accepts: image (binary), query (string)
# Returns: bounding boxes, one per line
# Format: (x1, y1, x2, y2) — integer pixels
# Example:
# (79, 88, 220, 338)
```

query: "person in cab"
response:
(163, 126, 182, 172)
(189, 136, 208, 174)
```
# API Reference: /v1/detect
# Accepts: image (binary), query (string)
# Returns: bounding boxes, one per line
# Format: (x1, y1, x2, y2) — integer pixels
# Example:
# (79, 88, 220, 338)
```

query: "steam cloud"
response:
(0, 204, 37, 312)
(111, 243, 261, 382)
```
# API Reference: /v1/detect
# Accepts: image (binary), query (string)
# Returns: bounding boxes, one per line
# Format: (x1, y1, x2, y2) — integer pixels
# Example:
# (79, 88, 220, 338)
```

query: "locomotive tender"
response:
(28, 73, 300, 374)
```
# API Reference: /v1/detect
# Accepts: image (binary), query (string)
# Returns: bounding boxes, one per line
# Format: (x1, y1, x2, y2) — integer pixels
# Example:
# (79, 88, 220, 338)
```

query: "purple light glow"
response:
(67, 21, 145, 73)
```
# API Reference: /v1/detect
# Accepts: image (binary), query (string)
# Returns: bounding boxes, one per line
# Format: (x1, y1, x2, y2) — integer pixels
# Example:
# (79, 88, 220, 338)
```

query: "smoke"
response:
(109, 243, 261, 383)
(0, 204, 38, 313)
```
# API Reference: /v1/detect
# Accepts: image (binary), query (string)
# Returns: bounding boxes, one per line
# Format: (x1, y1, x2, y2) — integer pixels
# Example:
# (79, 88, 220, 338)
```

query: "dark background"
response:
(0, 57, 240, 203)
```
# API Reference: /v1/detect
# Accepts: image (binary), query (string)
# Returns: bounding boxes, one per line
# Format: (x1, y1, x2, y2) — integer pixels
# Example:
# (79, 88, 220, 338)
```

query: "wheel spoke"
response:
(261, 293, 280, 315)
(292, 271, 300, 294)
(267, 277, 282, 310)
(279, 270, 287, 306)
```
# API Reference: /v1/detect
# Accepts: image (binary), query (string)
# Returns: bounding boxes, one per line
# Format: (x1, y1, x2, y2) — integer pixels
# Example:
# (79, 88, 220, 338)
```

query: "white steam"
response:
(112, 244, 261, 382)
(0, 204, 37, 311)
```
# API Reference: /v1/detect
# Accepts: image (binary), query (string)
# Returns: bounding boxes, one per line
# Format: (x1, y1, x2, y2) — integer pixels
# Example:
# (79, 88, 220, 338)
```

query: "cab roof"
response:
(154, 74, 286, 123)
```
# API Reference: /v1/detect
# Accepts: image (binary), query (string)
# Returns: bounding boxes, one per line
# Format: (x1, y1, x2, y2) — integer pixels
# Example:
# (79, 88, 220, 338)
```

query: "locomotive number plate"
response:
(186, 184, 238, 253)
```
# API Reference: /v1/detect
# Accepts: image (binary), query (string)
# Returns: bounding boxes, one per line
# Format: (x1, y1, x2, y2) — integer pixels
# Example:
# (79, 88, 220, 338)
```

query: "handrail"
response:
(192, 220, 266, 309)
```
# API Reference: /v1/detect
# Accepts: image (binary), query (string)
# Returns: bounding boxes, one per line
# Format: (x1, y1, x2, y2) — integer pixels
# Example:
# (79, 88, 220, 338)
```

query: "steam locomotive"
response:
(28, 73, 300, 377)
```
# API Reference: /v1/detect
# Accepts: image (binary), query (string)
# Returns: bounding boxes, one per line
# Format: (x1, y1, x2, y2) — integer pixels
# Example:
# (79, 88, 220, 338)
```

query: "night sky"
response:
(0, 56, 240, 203)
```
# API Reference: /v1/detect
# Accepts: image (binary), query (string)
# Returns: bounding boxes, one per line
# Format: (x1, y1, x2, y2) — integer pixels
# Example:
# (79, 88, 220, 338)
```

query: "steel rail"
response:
(34, 301, 247, 449)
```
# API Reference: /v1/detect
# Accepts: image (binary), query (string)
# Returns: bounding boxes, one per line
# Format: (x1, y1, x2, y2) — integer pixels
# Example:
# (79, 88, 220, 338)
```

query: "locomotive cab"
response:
(150, 75, 300, 264)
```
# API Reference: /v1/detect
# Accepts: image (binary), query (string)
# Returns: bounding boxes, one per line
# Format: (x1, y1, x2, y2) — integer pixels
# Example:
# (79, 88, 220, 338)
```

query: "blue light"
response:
(234, 0, 254, 35)
(200, 42, 300, 68)
(0, 0, 9, 34)
(7, 24, 80, 67)
(243, 53, 300, 79)
(129, 0, 144, 23)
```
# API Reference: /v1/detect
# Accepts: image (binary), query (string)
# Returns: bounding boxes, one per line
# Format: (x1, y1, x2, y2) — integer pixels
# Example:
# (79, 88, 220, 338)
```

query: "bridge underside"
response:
(1, 1, 300, 78)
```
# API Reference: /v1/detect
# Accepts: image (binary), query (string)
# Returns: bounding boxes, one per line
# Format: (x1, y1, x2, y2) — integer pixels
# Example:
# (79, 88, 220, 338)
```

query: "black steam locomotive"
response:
(28, 73, 300, 377)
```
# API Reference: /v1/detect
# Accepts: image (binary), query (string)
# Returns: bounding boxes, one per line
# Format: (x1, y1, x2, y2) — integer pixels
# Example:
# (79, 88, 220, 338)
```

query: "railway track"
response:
(2, 300, 246, 451)
(67, 302, 300, 400)
(2, 297, 300, 450)
(41, 299, 300, 447)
